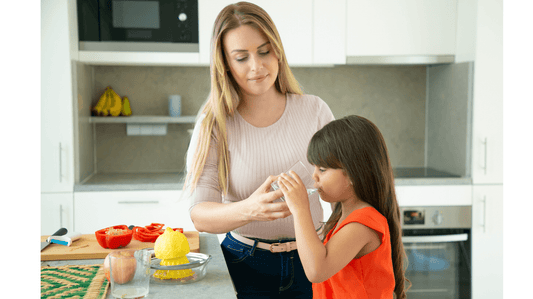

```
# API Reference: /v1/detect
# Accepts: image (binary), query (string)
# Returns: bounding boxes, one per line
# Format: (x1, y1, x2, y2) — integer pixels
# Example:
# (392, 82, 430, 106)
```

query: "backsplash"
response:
(76, 64, 427, 183)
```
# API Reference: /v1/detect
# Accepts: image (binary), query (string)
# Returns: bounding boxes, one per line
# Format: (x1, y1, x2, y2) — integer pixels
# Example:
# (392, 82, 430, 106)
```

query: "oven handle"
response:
(402, 233, 468, 243)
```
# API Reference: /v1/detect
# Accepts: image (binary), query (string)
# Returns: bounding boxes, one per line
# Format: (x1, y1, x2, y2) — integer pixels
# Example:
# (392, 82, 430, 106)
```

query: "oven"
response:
(402, 206, 471, 299)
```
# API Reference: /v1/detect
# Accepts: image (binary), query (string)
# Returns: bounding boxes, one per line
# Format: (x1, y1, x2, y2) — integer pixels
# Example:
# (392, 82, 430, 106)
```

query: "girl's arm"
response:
(190, 175, 292, 233)
(278, 173, 376, 283)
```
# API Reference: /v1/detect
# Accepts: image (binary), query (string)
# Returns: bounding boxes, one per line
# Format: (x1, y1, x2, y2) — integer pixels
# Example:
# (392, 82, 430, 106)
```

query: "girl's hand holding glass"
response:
(277, 171, 311, 213)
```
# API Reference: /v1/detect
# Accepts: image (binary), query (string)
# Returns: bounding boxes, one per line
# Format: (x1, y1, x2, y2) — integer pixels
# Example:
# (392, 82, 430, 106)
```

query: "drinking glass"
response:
(271, 161, 317, 201)
(109, 249, 151, 299)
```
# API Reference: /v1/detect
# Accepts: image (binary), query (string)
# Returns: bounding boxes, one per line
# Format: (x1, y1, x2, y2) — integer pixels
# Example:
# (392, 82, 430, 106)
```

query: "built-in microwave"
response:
(77, 0, 199, 52)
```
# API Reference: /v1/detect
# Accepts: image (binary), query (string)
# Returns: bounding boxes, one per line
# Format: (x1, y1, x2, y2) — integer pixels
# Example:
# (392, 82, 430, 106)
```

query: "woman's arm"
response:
(278, 173, 375, 283)
(190, 175, 292, 233)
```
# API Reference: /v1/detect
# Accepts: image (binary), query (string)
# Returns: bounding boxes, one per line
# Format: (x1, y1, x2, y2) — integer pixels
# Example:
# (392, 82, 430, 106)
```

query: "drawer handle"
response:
(118, 201, 159, 204)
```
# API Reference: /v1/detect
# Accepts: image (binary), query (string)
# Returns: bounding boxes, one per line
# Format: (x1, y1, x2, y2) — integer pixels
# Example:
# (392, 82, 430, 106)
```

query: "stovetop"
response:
(393, 167, 461, 179)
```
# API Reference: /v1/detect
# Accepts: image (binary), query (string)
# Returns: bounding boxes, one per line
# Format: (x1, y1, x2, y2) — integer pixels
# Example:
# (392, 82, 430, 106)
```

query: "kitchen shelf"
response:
(89, 115, 197, 124)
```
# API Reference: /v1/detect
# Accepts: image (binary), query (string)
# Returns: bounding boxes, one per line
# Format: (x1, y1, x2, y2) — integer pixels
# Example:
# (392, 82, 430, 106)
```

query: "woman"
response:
(185, 2, 334, 298)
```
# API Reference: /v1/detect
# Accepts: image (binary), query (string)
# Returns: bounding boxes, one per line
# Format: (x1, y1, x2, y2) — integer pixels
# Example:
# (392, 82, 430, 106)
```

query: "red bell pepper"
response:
(131, 223, 184, 243)
(95, 225, 133, 249)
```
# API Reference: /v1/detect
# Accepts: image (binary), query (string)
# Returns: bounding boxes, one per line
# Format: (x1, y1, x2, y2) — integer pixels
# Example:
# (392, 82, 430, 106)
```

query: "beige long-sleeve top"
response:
(186, 93, 335, 240)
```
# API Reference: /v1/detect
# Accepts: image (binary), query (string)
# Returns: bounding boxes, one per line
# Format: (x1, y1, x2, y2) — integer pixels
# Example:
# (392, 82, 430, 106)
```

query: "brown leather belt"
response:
(229, 231, 297, 253)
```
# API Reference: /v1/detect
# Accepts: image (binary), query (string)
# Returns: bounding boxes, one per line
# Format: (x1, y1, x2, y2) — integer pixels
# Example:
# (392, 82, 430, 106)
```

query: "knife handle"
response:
(50, 228, 68, 239)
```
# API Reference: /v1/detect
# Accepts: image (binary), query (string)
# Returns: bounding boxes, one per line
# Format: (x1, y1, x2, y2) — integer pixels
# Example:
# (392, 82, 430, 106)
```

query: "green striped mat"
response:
(41, 264, 109, 299)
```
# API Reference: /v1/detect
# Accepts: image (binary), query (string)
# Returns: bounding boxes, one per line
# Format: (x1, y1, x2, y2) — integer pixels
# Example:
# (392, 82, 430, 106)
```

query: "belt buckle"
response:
(269, 243, 287, 253)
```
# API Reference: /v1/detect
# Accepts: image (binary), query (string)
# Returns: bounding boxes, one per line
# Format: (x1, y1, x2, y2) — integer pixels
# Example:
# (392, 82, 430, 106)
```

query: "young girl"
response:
(277, 115, 409, 299)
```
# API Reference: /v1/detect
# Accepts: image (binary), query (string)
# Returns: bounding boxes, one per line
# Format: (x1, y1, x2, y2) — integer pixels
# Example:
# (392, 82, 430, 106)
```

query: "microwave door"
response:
(99, 0, 174, 42)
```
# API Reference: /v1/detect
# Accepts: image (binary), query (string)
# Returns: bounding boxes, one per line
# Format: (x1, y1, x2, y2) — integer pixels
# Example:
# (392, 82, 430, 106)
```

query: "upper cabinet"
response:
(346, 0, 457, 58)
(76, 1, 462, 66)
(41, 0, 76, 193)
(198, 0, 345, 66)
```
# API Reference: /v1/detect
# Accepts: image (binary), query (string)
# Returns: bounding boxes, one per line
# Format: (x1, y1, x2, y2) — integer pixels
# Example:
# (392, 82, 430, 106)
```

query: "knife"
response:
(41, 228, 68, 251)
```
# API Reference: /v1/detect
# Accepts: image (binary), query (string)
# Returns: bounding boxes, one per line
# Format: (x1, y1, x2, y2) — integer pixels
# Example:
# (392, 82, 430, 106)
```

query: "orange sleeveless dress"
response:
(312, 207, 395, 299)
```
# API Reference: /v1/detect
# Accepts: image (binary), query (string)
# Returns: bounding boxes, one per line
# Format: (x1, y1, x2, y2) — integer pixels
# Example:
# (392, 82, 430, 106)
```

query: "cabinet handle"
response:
(59, 143, 63, 183)
(59, 204, 63, 228)
(480, 196, 486, 233)
(118, 201, 159, 204)
(482, 138, 488, 175)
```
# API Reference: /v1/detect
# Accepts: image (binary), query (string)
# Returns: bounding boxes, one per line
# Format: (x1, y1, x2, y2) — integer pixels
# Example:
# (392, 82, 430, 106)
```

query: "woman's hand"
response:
(278, 171, 311, 215)
(243, 175, 292, 221)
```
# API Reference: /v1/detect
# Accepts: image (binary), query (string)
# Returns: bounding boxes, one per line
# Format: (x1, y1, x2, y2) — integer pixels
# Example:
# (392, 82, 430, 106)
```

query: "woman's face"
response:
(222, 25, 279, 97)
(312, 166, 355, 204)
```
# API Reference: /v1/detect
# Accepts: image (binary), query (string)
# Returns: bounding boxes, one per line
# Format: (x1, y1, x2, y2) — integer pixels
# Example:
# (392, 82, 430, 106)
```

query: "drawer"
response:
(74, 190, 195, 233)
(396, 185, 472, 207)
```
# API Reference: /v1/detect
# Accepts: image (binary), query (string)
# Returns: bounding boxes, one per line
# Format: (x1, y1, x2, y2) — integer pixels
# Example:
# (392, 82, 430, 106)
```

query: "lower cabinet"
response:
(41, 193, 74, 235)
(74, 190, 195, 233)
(471, 185, 503, 299)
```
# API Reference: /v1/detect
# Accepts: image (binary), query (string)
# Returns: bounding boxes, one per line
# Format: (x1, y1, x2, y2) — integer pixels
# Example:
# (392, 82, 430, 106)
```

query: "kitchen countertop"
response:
(41, 233, 237, 299)
(74, 168, 472, 192)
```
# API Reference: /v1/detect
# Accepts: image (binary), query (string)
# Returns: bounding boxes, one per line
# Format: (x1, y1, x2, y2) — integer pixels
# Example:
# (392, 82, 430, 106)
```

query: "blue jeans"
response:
(221, 233, 312, 299)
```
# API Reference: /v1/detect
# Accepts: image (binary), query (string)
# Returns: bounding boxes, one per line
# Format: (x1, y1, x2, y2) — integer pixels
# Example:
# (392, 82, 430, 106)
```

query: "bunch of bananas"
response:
(92, 86, 132, 117)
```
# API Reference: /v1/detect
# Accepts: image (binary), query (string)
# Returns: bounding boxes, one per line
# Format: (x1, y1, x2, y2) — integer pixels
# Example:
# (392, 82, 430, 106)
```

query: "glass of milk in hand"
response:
(271, 161, 317, 201)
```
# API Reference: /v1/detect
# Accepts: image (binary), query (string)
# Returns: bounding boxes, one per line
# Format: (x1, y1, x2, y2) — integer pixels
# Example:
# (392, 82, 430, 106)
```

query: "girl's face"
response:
(312, 166, 356, 203)
(223, 25, 279, 97)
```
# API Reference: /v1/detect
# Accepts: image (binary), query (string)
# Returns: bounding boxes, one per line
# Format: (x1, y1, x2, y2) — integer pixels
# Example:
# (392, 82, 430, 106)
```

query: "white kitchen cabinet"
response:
(199, 0, 344, 66)
(313, 0, 346, 65)
(41, 193, 74, 235)
(471, 0, 503, 184)
(346, 0, 457, 57)
(41, 0, 76, 193)
(199, 0, 312, 66)
(471, 185, 503, 299)
(74, 190, 195, 233)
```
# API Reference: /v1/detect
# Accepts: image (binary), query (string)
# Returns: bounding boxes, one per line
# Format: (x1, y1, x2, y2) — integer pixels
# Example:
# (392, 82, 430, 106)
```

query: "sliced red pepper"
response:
(131, 223, 184, 242)
(132, 226, 161, 243)
(95, 225, 133, 249)
(146, 223, 164, 231)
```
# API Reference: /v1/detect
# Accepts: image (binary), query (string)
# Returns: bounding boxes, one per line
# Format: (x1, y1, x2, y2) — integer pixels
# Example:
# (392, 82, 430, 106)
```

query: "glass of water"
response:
(271, 161, 317, 201)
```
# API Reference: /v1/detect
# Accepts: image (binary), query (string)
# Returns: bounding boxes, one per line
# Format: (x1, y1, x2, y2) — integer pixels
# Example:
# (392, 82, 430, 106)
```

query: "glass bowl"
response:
(147, 250, 212, 284)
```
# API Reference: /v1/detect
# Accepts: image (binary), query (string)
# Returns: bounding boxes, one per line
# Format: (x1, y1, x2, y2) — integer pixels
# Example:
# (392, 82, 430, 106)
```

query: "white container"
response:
(169, 95, 182, 117)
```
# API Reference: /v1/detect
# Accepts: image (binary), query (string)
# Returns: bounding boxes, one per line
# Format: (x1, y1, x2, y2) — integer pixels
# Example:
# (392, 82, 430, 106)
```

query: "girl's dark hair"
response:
(307, 115, 410, 299)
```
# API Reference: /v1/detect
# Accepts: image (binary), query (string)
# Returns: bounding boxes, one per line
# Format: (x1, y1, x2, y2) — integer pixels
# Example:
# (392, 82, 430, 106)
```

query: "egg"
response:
(104, 250, 137, 284)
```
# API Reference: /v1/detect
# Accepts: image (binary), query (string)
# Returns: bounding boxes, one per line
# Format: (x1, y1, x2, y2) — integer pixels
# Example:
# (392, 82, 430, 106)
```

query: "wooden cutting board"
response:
(41, 231, 199, 261)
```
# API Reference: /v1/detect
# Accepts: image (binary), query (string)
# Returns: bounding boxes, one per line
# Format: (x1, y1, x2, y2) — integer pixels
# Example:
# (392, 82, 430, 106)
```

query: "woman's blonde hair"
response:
(185, 2, 302, 195)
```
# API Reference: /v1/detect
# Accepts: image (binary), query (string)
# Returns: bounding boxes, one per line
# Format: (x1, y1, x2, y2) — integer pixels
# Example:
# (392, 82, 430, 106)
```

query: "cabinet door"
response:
(346, 0, 457, 56)
(41, 0, 75, 193)
(395, 185, 472, 207)
(74, 190, 195, 233)
(471, 185, 503, 299)
(199, 0, 313, 65)
(41, 193, 74, 235)
(313, 0, 346, 65)
(471, 0, 503, 184)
